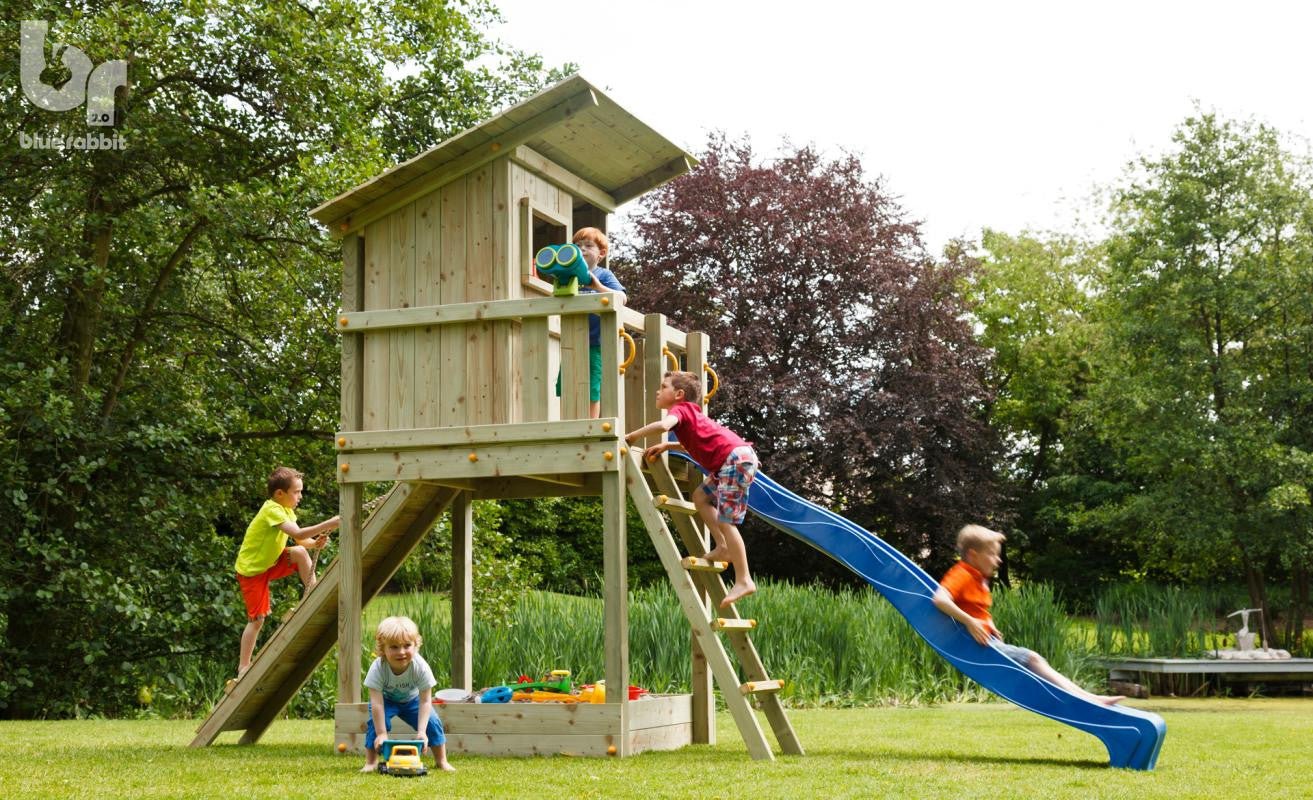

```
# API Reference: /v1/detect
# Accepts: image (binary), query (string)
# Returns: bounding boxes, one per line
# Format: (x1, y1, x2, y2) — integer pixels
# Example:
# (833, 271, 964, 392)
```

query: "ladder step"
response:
(713, 617, 757, 631)
(681, 555, 728, 572)
(653, 495, 698, 516)
(740, 679, 785, 695)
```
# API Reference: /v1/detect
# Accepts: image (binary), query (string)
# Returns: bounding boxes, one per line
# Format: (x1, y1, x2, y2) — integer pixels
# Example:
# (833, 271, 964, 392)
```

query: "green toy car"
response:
(378, 741, 427, 777)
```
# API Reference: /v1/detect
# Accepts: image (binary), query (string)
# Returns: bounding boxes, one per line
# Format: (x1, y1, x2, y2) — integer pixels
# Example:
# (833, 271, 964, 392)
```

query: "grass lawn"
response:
(3, 698, 1308, 799)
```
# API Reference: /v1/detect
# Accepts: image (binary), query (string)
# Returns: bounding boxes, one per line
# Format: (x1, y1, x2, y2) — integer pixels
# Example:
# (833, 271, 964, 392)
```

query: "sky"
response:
(491, 0, 1313, 252)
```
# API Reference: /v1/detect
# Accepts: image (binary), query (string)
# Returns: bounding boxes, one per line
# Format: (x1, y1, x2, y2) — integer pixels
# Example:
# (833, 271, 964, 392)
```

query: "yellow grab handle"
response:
(702, 363, 719, 407)
(661, 346, 679, 372)
(618, 329, 636, 374)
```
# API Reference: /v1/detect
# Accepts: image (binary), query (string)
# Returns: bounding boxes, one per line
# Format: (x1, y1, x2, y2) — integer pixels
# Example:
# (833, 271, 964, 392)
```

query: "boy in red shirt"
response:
(933, 525, 1124, 705)
(626, 371, 759, 608)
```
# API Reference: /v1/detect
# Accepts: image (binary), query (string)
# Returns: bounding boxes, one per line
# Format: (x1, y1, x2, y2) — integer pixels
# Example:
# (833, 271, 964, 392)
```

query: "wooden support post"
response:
(685, 330, 713, 744)
(642, 313, 667, 438)
(602, 462, 629, 753)
(623, 333, 646, 435)
(339, 232, 366, 709)
(451, 491, 473, 691)
(338, 484, 363, 705)
(598, 296, 623, 421)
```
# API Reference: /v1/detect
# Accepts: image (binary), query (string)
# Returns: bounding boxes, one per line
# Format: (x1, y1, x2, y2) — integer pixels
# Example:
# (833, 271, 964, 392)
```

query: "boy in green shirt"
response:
(234, 466, 339, 678)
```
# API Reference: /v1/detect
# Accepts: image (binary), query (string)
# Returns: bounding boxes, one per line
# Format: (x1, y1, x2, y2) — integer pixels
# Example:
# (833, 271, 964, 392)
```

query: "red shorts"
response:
(236, 550, 298, 620)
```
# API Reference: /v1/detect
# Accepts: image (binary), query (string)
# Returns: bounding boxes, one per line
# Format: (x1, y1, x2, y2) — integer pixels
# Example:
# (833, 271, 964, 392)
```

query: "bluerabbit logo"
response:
(20, 20, 127, 126)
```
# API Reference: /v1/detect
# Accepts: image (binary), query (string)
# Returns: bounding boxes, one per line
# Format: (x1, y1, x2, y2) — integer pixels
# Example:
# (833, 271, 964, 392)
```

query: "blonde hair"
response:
(956, 524, 1005, 556)
(375, 616, 422, 650)
(665, 370, 701, 404)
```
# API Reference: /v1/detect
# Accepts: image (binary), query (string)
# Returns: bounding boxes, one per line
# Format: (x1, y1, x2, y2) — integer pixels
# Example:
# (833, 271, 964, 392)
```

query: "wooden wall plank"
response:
(362, 219, 390, 430)
(389, 203, 416, 429)
(623, 334, 645, 439)
(522, 317, 550, 422)
(413, 191, 441, 428)
(490, 158, 517, 424)
(641, 313, 668, 442)
(598, 301, 622, 420)
(336, 418, 618, 452)
(339, 442, 620, 484)
(439, 178, 467, 427)
(511, 145, 617, 212)
(341, 234, 365, 434)
(466, 165, 493, 425)
(338, 293, 614, 332)
(559, 315, 590, 420)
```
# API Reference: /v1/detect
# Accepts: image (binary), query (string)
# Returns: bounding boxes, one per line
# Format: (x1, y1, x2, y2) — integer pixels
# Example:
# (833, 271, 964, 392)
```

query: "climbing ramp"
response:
(192, 482, 460, 747)
(669, 450, 1166, 771)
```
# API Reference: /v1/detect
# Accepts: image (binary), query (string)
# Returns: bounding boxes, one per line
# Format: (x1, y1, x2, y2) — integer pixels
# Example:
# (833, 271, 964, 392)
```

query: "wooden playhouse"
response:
(192, 74, 801, 760)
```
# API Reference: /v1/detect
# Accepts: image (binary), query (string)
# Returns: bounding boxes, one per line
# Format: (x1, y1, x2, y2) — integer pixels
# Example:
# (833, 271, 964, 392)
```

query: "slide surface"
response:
(676, 454, 1166, 770)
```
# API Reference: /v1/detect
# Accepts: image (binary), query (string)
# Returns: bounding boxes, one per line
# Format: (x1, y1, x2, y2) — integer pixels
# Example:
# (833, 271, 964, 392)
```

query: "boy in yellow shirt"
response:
(234, 466, 339, 677)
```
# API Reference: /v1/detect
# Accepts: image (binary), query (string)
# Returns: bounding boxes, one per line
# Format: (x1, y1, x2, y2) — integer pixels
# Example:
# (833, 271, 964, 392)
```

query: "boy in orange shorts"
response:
(234, 466, 339, 678)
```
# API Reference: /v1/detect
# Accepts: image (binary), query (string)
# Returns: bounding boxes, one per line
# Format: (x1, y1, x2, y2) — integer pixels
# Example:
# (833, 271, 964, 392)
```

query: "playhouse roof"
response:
(311, 74, 696, 228)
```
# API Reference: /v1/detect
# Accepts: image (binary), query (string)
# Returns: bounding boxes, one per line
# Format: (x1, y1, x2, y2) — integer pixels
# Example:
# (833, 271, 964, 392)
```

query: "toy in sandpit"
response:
(476, 685, 512, 703)
(510, 669, 574, 702)
(534, 244, 595, 297)
(491, 671, 651, 703)
(377, 740, 427, 777)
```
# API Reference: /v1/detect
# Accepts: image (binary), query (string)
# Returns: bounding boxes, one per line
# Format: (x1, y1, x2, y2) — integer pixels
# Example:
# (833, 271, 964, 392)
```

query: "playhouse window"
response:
(532, 212, 567, 262)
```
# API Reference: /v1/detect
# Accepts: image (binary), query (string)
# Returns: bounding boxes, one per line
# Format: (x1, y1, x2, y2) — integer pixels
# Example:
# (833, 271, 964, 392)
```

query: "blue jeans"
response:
(364, 695, 445, 749)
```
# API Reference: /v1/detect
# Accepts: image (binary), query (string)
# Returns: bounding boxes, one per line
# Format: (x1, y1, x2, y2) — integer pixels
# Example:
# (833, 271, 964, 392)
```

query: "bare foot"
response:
(436, 761, 456, 772)
(720, 579, 756, 609)
(359, 763, 377, 773)
(1098, 695, 1126, 706)
(702, 549, 728, 563)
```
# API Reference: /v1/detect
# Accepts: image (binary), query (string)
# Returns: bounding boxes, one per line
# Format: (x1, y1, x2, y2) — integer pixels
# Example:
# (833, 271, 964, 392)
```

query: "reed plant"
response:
(365, 579, 1101, 707)
(1092, 583, 1228, 657)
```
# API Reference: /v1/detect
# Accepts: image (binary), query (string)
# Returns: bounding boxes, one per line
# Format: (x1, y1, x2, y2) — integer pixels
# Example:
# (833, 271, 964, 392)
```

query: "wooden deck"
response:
(1104, 657, 1313, 683)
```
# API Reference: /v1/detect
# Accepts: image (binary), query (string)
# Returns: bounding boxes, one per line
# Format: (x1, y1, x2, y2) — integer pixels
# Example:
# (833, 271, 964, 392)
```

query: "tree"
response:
(0, 0, 564, 716)
(966, 230, 1130, 594)
(617, 134, 1003, 583)
(1084, 113, 1313, 647)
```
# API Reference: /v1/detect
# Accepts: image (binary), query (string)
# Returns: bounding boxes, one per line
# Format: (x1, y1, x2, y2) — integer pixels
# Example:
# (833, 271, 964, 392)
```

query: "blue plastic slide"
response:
(673, 454, 1166, 770)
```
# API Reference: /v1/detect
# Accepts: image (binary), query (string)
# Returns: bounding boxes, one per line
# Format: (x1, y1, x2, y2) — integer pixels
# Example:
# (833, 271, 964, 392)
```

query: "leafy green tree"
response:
(966, 230, 1125, 593)
(1, 0, 564, 716)
(1082, 113, 1313, 647)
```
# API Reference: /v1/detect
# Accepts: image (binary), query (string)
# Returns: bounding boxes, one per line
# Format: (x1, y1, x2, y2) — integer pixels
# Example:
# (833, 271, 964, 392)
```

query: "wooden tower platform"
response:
(193, 75, 801, 760)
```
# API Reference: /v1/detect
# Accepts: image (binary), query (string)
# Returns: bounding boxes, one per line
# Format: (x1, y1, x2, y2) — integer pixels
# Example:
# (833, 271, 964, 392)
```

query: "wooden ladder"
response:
(624, 448, 803, 761)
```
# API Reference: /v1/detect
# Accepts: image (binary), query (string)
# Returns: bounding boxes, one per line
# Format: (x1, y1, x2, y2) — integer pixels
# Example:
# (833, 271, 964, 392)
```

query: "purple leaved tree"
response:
(617, 134, 1005, 581)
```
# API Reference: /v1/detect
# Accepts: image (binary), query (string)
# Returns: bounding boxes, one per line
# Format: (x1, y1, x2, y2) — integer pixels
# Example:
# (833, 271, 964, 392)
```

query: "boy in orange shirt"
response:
(933, 524, 1124, 706)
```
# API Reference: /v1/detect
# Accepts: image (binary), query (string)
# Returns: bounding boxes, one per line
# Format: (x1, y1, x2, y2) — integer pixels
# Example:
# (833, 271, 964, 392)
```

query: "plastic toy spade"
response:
(505, 669, 572, 694)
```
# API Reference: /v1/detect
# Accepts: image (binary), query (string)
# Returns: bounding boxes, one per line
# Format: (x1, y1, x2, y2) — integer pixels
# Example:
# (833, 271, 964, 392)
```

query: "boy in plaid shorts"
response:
(626, 371, 759, 608)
